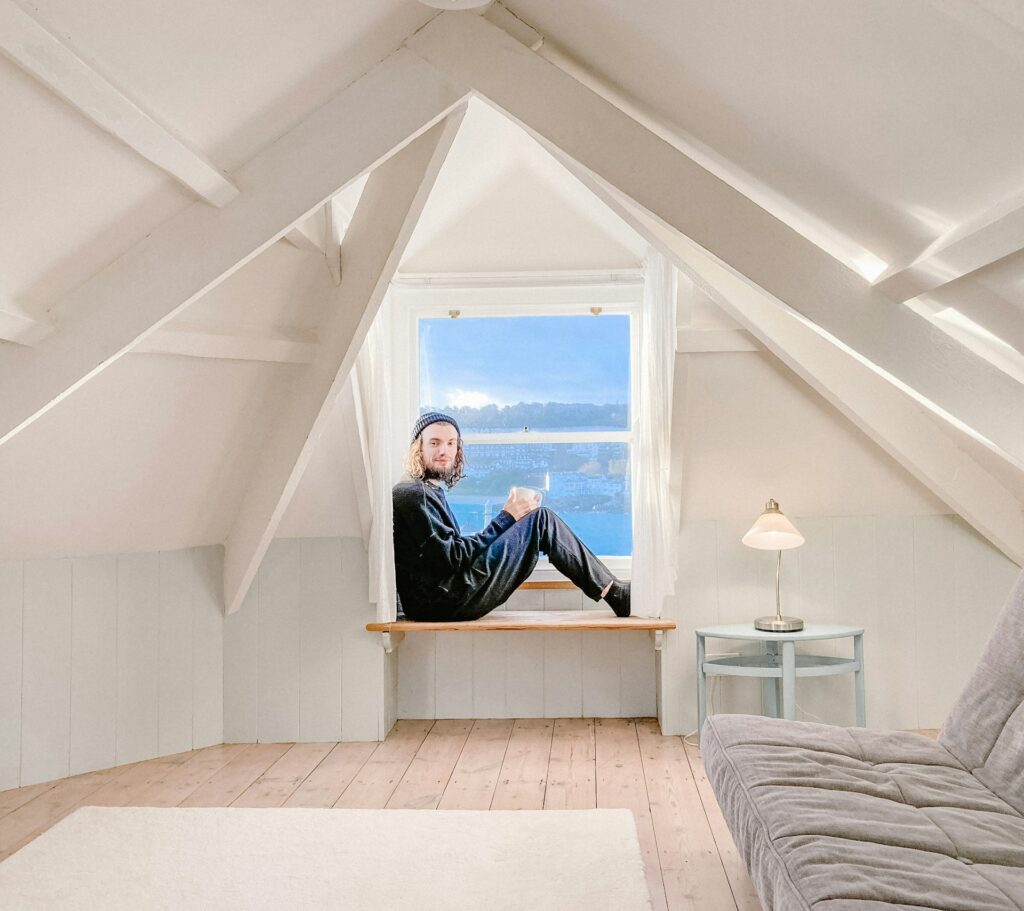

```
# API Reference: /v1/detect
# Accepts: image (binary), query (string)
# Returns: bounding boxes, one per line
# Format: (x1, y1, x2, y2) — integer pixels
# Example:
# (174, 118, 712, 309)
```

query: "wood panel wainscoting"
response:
(0, 718, 761, 911)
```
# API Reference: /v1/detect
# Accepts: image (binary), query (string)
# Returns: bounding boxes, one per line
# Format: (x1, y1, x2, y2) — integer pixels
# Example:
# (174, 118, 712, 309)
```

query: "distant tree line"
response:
(424, 401, 627, 431)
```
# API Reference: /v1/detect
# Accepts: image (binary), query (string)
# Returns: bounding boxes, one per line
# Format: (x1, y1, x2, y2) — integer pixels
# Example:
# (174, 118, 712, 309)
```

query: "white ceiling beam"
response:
(0, 47, 469, 449)
(906, 296, 1024, 385)
(132, 325, 317, 364)
(322, 204, 342, 286)
(0, 0, 237, 206)
(222, 112, 465, 616)
(0, 304, 52, 346)
(283, 222, 326, 255)
(873, 189, 1024, 301)
(585, 178, 1024, 565)
(482, 3, 542, 50)
(284, 204, 342, 285)
(934, 278, 1024, 353)
(405, 12, 1024, 465)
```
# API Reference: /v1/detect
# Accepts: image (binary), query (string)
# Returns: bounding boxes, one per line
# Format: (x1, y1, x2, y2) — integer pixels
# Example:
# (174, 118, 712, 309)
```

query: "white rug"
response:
(0, 806, 653, 910)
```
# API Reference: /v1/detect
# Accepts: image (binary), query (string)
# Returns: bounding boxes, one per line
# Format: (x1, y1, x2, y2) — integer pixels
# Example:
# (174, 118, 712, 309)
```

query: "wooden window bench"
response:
(366, 581, 676, 652)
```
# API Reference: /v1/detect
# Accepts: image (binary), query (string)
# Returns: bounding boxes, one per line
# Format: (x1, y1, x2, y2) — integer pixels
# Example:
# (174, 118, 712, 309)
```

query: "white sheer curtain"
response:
(631, 248, 679, 618)
(352, 296, 399, 624)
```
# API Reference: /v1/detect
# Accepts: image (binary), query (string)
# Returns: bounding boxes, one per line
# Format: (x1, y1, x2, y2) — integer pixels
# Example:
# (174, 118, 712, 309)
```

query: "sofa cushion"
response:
(702, 713, 1024, 911)
(940, 570, 1024, 815)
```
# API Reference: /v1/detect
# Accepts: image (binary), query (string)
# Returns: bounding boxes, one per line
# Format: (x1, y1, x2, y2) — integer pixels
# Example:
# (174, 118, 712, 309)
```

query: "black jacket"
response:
(392, 475, 514, 610)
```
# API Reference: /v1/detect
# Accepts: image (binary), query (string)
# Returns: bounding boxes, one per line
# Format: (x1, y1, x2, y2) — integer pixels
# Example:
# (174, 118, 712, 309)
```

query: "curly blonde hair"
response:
(404, 436, 466, 489)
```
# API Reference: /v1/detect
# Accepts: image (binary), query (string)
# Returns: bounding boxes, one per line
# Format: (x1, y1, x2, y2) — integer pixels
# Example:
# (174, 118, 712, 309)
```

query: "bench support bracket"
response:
(381, 631, 405, 654)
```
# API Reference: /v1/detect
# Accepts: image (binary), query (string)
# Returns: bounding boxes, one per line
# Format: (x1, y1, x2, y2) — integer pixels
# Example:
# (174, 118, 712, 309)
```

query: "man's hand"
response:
(503, 487, 541, 520)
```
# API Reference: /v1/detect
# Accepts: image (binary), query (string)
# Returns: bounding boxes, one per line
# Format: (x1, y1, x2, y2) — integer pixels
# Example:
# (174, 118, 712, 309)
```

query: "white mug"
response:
(509, 486, 543, 507)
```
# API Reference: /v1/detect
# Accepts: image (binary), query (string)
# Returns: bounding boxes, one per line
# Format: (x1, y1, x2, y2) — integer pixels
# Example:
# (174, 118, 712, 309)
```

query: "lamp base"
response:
(754, 615, 804, 632)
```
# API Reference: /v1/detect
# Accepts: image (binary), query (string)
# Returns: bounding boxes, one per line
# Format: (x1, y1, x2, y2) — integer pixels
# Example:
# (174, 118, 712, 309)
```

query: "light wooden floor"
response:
(0, 718, 762, 911)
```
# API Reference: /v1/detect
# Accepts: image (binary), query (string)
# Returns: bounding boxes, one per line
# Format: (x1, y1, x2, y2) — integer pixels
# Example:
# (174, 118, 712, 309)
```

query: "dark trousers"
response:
(426, 507, 617, 622)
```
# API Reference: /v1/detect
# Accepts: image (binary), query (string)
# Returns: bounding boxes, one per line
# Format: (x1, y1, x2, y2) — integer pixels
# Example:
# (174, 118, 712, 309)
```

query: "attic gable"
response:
(0, 5, 1021, 601)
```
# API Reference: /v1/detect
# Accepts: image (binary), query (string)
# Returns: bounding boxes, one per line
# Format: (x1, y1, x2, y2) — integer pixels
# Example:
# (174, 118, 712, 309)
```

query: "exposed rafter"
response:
(284, 204, 342, 285)
(222, 112, 465, 616)
(874, 189, 1024, 301)
(404, 11, 1024, 465)
(0, 47, 469, 448)
(132, 325, 318, 365)
(0, 304, 51, 347)
(0, 0, 237, 206)
(578, 174, 1024, 566)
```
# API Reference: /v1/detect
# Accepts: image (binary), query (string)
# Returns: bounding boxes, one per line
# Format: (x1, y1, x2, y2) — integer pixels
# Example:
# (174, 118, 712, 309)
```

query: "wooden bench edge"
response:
(366, 617, 677, 633)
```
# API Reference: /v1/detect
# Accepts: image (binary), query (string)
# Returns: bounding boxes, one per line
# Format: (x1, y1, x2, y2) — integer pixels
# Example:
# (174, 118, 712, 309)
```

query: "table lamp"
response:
(742, 499, 805, 632)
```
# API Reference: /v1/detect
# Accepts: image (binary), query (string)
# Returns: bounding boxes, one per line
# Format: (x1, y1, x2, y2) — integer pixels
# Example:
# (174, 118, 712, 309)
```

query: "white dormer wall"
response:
(660, 342, 1021, 736)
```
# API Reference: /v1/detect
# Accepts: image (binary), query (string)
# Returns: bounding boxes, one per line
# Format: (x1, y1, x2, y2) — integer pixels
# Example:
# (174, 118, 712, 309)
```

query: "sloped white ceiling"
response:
(0, 354, 298, 560)
(507, 0, 1024, 270)
(20, 0, 434, 171)
(0, 56, 192, 318)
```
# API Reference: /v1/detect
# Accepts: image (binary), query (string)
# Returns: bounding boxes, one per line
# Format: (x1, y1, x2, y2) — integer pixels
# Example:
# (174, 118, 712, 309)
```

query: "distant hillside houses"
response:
(427, 401, 628, 433)
(548, 472, 621, 498)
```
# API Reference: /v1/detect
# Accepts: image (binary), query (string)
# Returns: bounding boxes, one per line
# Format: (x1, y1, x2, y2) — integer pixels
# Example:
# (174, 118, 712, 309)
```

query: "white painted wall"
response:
(659, 351, 1022, 734)
(397, 587, 656, 720)
(664, 513, 1019, 734)
(0, 546, 223, 789)
(222, 537, 387, 744)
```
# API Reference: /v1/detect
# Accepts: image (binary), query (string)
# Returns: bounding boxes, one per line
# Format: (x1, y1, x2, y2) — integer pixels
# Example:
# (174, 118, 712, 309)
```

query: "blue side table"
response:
(696, 623, 865, 737)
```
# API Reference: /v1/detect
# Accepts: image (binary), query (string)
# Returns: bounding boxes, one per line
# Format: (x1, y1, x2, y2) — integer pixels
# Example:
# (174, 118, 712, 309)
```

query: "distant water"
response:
(450, 503, 632, 557)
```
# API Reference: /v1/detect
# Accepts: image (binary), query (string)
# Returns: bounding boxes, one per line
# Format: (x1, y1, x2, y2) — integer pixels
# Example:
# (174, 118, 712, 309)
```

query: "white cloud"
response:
(445, 388, 496, 409)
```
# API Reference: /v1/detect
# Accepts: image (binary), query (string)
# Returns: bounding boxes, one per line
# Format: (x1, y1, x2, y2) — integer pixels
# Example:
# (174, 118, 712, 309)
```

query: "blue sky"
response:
(419, 315, 630, 408)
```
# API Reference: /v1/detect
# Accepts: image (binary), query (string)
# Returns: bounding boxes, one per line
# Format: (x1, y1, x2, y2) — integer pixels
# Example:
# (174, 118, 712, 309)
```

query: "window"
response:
(395, 279, 640, 578)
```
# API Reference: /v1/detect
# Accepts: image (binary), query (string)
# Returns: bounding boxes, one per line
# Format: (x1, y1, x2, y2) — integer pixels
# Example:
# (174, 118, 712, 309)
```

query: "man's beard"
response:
(423, 464, 457, 485)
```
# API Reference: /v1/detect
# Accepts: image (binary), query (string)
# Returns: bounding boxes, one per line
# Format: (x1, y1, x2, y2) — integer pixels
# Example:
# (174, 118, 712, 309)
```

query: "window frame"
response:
(391, 271, 643, 582)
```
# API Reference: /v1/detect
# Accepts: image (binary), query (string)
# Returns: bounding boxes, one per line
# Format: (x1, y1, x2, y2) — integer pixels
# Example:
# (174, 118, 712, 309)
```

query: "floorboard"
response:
(283, 741, 378, 808)
(544, 717, 596, 810)
(638, 720, 737, 911)
(490, 718, 554, 811)
(438, 719, 514, 810)
(595, 719, 669, 911)
(0, 719, 765, 910)
(334, 719, 433, 809)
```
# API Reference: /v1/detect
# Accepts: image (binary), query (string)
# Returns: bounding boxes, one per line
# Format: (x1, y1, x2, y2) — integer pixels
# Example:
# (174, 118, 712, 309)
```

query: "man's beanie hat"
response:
(411, 411, 461, 442)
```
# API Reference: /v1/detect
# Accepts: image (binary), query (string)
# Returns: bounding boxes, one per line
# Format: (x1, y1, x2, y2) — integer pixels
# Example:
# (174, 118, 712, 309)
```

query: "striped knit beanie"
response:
(411, 411, 461, 442)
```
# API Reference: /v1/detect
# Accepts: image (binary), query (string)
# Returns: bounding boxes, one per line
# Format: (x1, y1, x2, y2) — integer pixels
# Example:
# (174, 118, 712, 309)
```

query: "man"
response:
(392, 411, 631, 622)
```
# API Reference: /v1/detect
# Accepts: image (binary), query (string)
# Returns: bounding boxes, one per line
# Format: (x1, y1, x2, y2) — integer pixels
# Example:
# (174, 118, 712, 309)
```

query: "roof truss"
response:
(222, 112, 465, 615)
(0, 47, 468, 448)
(2, 9, 1021, 612)
(405, 12, 1024, 467)
(581, 175, 1024, 565)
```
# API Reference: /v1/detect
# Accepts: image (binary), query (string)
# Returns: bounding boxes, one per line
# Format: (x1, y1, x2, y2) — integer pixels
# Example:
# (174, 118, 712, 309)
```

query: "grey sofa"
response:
(702, 570, 1024, 911)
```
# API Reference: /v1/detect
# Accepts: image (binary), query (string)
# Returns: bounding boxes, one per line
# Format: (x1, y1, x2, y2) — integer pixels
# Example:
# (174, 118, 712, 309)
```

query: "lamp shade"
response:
(741, 499, 805, 551)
